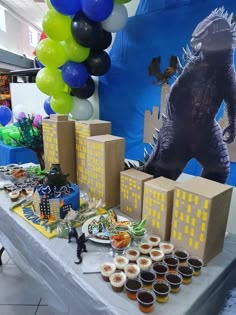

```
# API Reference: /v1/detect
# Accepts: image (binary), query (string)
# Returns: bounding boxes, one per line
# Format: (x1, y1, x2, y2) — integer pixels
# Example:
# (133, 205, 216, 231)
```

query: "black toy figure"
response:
(68, 227, 78, 243)
(75, 233, 88, 264)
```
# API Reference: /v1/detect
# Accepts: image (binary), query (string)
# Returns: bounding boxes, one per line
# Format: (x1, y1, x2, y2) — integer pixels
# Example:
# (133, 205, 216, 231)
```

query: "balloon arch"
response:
(36, 0, 131, 120)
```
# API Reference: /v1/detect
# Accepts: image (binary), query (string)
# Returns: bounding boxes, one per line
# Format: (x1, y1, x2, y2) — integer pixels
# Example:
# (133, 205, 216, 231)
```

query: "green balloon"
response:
(63, 38, 90, 63)
(50, 93, 73, 114)
(36, 38, 68, 68)
(36, 67, 65, 96)
(115, 0, 132, 3)
(43, 9, 72, 41)
(45, 0, 52, 9)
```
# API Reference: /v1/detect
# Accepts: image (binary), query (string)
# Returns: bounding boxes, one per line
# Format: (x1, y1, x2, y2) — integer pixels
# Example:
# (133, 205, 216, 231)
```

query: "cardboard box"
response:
(86, 134, 125, 209)
(170, 177, 233, 264)
(120, 169, 153, 221)
(42, 115, 76, 183)
(142, 177, 175, 240)
(75, 120, 111, 190)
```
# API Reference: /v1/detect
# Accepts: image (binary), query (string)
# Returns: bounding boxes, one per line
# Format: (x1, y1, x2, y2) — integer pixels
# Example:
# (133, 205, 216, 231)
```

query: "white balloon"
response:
(102, 4, 128, 33)
(70, 97, 94, 120)
(13, 104, 27, 120)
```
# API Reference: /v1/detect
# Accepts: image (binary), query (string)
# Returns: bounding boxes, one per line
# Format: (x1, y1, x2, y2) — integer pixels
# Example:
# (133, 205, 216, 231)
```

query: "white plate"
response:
(82, 214, 129, 244)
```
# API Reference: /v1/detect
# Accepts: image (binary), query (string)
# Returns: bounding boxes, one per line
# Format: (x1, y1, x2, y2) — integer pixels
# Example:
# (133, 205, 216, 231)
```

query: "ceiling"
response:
(0, 0, 47, 31)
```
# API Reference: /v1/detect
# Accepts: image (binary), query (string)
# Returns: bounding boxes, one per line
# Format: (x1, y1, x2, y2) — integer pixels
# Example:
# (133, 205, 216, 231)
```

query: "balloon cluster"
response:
(36, 0, 131, 120)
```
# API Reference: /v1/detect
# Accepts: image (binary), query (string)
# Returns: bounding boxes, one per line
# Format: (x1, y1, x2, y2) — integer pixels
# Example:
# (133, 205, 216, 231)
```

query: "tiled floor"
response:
(0, 247, 50, 315)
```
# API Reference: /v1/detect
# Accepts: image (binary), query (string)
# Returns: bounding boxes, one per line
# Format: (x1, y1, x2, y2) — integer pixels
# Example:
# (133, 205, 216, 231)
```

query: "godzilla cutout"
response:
(138, 7, 236, 184)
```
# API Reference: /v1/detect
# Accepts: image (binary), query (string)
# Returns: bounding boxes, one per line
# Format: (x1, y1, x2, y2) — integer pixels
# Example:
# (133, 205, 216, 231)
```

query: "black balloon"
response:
(71, 12, 102, 48)
(71, 76, 95, 99)
(91, 30, 112, 51)
(84, 51, 111, 76)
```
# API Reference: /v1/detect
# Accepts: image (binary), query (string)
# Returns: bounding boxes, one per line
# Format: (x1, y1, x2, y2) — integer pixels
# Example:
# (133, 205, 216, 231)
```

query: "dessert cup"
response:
(125, 248, 140, 262)
(163, 255, 179, 272)
(152, 262, 169, 280)
(139, 270, 156, 289)
(159, 242, 174, 255)
(150, 249, 164, 262)
(110, 272, 126, 292)
(152, 280, 171, 303)
(187, 256, 203, 276)
(147, 235, 161, 247)
(139, 243, 152, 255)
(100, 262, 116, 282)
(173, 248, 189, 265)
(165, 272, 182, 293)
(136, 256, 152, 271)
(113, 255, 129, 270)
(177, 265, 194, 284)
(136, 289, 156, 313)
(125, 278, 143, 300)
(124, 263, 140, 279)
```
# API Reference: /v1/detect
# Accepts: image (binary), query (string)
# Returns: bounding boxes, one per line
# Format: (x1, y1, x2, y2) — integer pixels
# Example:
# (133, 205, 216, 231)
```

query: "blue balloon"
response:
(81, 0, 114, 22)
(0, 106, 12, 126)
(35, 57, 45, 69)
(44, 97, 55, 115)
(51, 0, 81, 16)
(62, 61, 89, 88)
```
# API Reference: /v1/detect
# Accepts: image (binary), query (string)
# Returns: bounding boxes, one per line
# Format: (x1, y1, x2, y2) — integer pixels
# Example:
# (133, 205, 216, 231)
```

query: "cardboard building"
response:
(42, 115, 76, 183)
(120, 169, 153, 221)
(142, 177, 176, 240)
(170, 177, 233, 264)
(75, 120, 111, 190)
(86, 134, 125, 208)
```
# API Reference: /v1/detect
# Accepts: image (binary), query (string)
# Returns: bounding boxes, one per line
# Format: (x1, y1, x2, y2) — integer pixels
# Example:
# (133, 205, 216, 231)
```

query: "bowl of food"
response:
(109, 231, 131, 255)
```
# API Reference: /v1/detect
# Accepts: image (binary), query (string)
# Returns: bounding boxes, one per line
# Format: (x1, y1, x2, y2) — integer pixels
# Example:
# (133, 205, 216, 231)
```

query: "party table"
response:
(0, 182, 236, 315)
(0, 141, 38, 166)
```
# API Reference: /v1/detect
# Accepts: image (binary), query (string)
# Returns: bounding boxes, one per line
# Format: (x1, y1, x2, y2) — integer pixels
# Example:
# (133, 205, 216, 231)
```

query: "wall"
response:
(0, 9, 37, 62)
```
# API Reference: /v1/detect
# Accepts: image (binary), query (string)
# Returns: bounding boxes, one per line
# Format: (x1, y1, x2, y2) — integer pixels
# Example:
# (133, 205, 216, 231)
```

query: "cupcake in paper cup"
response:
(110, 272, 126, 292)
(100, 262, 116, 282)
(113, 255, 129, 270)
(124, 263, 140, 279)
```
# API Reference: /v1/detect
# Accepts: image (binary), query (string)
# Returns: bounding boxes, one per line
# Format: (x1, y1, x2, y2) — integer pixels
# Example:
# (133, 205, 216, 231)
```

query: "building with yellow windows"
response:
(86, 134, 125, 209)
(170, 177, 232, 264)
(75, 120, 111, 191)
(120, 169, 153, 221)
(142, 177, 175, 240)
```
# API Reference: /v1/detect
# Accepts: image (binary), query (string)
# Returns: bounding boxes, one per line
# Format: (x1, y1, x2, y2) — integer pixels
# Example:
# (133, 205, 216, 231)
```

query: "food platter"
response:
(82, 214, 129, 244)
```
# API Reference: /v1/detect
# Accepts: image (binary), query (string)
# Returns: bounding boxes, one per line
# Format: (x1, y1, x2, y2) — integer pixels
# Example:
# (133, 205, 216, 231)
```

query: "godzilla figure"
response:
(140, 8, 236, 184)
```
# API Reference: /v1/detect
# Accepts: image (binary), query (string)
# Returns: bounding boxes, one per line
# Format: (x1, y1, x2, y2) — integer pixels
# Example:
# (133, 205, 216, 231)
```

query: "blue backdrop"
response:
(99, 0, 236, 186)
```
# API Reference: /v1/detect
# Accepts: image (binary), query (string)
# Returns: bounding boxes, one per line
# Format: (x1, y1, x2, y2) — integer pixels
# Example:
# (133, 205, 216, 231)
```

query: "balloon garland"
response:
(36, 0, 132, 120)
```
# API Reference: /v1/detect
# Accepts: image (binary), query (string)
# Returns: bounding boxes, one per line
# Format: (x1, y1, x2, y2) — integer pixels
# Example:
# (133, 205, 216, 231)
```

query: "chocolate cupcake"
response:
(150, 249, 164, 262)
(139, 243, 152, 255)
(125, 248, 140, 262)
(124, 263, 140, 279)
(113, 255, 129, 270)
(100, 263, 116, 282)
(110, 272, 126, 292)
(147, 236, 161, 247)
(137, 257, 152, 271)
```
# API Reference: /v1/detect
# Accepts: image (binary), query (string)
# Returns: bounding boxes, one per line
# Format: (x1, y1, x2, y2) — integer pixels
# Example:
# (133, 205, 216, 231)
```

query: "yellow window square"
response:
(152, 218, 155, 227)
(152, 210, 156, 217)
(175, 210, 179, 218)
(156, 221, 160, 229)
(200, 233, 205, 242)
(172, 230, 177, 238)
(197, 209, 202, 218)
(157, 192, 161, 200)
(189, 238, 193, 247)
(204, 199, 209, 209)
(178, 232, 182, 241)
(176, 189, 180, 198)
(161, 194, 165, 202)
(190, 228, 194, 237)
(203, 212, 208, 222)
(184, 225, 189, 234)
(182, 191, 186, 200)
(188, 193, 193, 202)
(180, 212, 184, 221)
(173, 220, 178, 228)
(186, 215, 190, 224)
(175, 199, 179, 208)
(187, 204, 191, 213)
(160, 204, 165, 211)
(194, 196, 199, 205)
(201, 222, 206, 232)
(194, 242, 199, 250)
(157, 212, 161, 220)
(191, 218, 196, 227)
